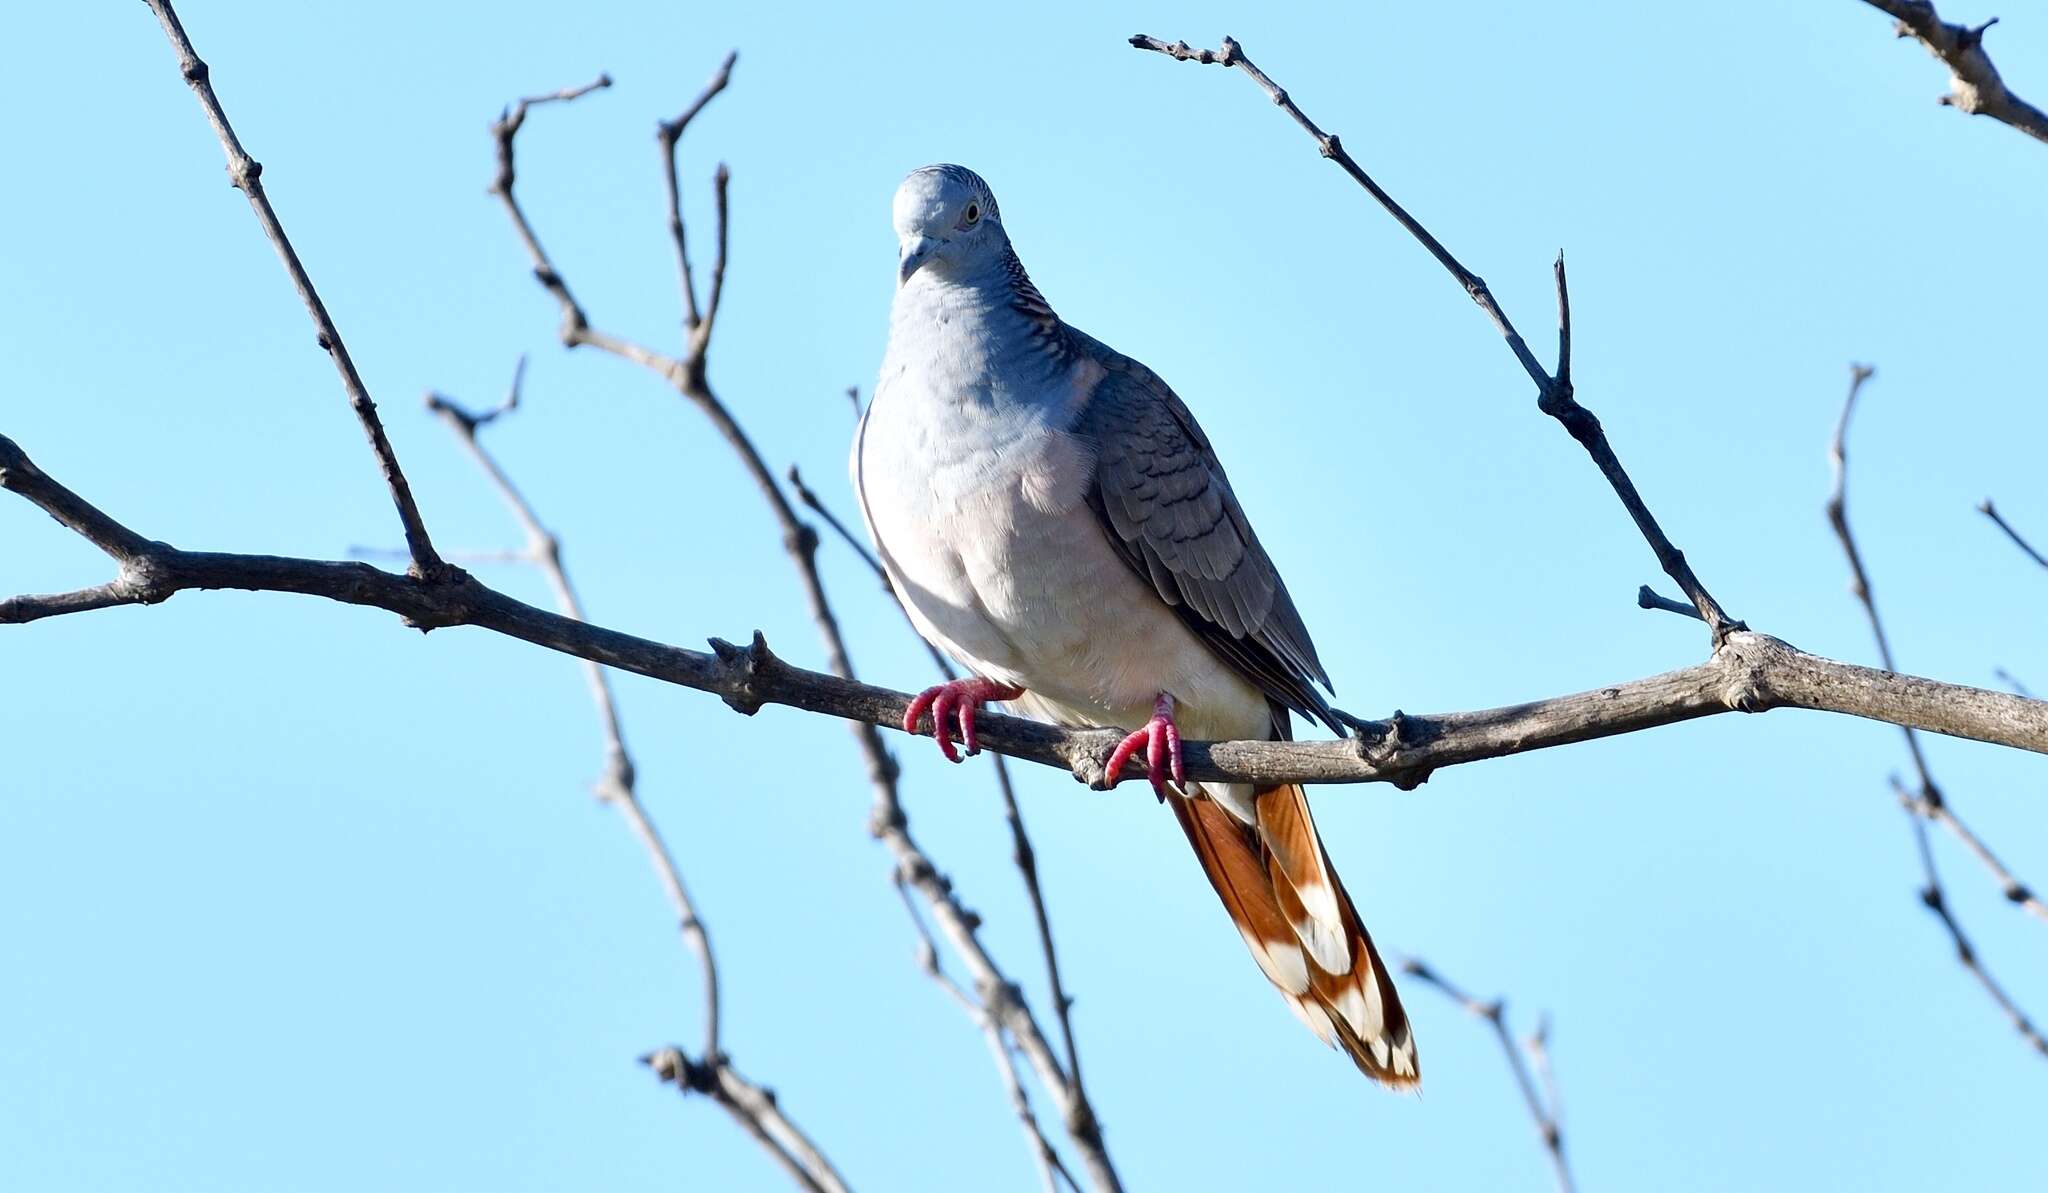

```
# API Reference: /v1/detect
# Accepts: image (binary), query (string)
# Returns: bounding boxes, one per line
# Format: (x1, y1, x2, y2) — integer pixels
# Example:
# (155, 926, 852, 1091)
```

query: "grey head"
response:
(893, 164, 1007, 285)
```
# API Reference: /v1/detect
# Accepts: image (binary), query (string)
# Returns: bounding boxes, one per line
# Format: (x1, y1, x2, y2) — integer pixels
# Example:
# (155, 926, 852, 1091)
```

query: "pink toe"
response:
(1105, 729, 1145, 786)
(904, 689, 935, 737)
(931, 691, 961, 762)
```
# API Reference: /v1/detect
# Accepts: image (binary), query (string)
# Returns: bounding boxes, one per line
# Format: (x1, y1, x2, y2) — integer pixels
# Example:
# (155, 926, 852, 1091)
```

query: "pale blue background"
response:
(5, 3, 2045, 1190)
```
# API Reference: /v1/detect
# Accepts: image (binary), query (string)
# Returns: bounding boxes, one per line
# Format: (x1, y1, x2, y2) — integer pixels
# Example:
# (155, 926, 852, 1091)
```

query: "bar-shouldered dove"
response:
(855, 164, 1417, 1087)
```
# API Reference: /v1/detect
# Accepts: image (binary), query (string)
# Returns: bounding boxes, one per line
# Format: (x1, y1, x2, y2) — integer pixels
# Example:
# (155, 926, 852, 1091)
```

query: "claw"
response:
(903, 677, 1025, 763)
(1104, 693, 1185, 799)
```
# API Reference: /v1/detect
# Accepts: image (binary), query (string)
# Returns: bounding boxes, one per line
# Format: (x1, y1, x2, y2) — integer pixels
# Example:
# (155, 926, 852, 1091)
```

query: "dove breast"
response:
(855, 314, 1270, 752)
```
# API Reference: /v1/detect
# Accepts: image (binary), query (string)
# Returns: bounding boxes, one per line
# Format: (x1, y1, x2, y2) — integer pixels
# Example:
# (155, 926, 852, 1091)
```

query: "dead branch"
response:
(7, 433, 2048, 791)
(1826, 365, 2048, 1058)
(656, 52, 735, 339)
(481, 66, 1122, 1191)
(891, 872, 1081, 1193)
(1403, 959, 1573, 1193)
(1859, 1, 2048, 144)
(421, 380, 851, 1188)
(13, 429, 2048, 791)
(143, 0, 445, 576)
(1978, 499, 2048, 570)
(790, 462, 1092, 1097)
(1131, 34, 1739, 648)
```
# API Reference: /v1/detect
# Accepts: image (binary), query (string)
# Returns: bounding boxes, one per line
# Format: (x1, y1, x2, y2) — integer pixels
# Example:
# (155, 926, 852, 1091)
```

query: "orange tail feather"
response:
(1169, 783, 1418, 1088)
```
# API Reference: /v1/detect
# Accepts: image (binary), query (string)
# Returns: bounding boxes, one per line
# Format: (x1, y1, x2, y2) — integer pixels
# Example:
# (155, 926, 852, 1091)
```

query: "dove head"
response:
(894, 164, 1004, 285)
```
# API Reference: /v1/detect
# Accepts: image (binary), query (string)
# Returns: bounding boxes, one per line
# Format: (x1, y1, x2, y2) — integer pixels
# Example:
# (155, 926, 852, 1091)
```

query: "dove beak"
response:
(898, 236, 938, 284)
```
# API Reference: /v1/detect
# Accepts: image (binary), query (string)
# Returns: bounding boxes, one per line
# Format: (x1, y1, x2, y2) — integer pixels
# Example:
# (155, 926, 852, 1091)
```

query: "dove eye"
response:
(963, 202, 981, 226)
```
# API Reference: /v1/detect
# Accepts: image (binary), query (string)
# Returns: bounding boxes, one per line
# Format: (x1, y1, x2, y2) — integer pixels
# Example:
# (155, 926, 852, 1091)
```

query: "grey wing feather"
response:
(1065, 328, 1339, 731)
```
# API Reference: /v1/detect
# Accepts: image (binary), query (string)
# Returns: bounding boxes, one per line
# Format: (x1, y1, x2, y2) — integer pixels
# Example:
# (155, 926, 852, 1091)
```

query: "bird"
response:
(853, 163, 1416, 1087)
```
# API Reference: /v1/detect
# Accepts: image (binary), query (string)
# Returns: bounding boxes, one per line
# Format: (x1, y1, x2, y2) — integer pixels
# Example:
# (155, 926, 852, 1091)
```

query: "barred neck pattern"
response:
(1000, 245, 1060, 337)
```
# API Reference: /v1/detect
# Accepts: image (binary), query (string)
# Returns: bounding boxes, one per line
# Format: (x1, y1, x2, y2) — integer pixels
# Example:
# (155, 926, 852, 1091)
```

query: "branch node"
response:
(707, 631, 773, 715)
(1920, 780, 1946, 812)
(868, 801, 907, 838)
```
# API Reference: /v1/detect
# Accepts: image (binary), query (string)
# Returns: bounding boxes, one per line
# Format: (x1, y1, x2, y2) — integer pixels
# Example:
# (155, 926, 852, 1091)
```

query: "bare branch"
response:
(791, 461, 1093, 1098)
(656, 52, 737, 335)
(485, 72, 1123, 1191)
(1525, 1016, 1567, 1159)
(423, 383, 851, 1189)
(488, 72, 613, 346)
(644, 1048, 850, 1193)
(789, 465, 887, 588)
(1636, 585, 1705, 621)
(422, 388, 711, 1048)
(1900, 783, 2048, 924)
(700, 162, 732, 353)
(1892, 779, 2048, 1057)
(1859, 1, 2048, 144)
(1403, 960, 1573, 1193)
(1978, 499, 2048, 570)
(1130, 33, 1740, 646)
(143, 0, 445, 577)
(891, 871, 1080, 1193)
(1827, 365, 2048, 1059)
(9, 434, 2047, 789)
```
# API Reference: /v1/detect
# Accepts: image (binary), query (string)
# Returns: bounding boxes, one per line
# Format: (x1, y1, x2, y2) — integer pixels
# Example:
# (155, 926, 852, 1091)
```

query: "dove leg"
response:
(1104, 692, 1186, 799)
(904, 677, 1027, 763)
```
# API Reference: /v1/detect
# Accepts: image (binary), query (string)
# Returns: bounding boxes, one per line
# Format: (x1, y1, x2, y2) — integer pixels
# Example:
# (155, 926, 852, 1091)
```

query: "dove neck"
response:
(892, 247, 1057, 349)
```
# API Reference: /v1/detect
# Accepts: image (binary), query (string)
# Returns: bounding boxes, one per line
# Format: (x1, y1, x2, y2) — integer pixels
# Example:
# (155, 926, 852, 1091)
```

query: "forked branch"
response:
(1131, 33, 1740, 646)
(483, 68, 1120, 1190)
(143, 0, 445, 576)
(1404, 960, 1574, 1193)
(1826, 366, 2048, 1059)
(1859, 1, 2048, 144)
(423, 381, 850, 1188)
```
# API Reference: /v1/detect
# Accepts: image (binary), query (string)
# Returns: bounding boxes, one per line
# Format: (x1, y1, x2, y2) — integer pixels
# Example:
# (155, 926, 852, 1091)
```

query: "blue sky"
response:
(6, 2, 2047, 1190)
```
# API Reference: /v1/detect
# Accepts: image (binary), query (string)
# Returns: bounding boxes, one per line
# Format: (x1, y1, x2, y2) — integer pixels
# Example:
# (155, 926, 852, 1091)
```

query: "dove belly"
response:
(866, 442, 1269, 745)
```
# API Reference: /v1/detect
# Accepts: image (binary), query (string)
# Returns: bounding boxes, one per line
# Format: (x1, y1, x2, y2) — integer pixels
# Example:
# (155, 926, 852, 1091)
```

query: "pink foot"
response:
(904, 677, 1025, 763)
(1104, 693, 1185, 798)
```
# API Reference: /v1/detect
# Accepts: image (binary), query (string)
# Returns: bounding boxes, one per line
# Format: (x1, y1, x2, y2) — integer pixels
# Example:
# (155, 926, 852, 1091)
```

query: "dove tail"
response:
(1168, 782, 1419, 1088)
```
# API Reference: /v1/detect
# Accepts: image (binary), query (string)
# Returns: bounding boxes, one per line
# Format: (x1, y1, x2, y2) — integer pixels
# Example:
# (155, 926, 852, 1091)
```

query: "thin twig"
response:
(488, 71, 613, 348)
(789, 466, 887, 586)
(790, 461, 1092, 1094)
(483, 71, 1123, 1191)
(423, 383, 851, 1189)
(1526, 1015, 1566, 1155)
(1402, 960, 1574, 1193)
(143, 0, 444, 577)
(892, 872, 1080, 1193)
(1826, 365, 2048, 1058)
(422, 387, 715, 1052)
(656, 52, 736, 339)
(643, 1047, 847, 1193)
(1978, 499, 2048, 570)
(1130, 33, 1740, 648)
(1636, 585, 1705, 620)
(1859, 1, 2048, 145)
